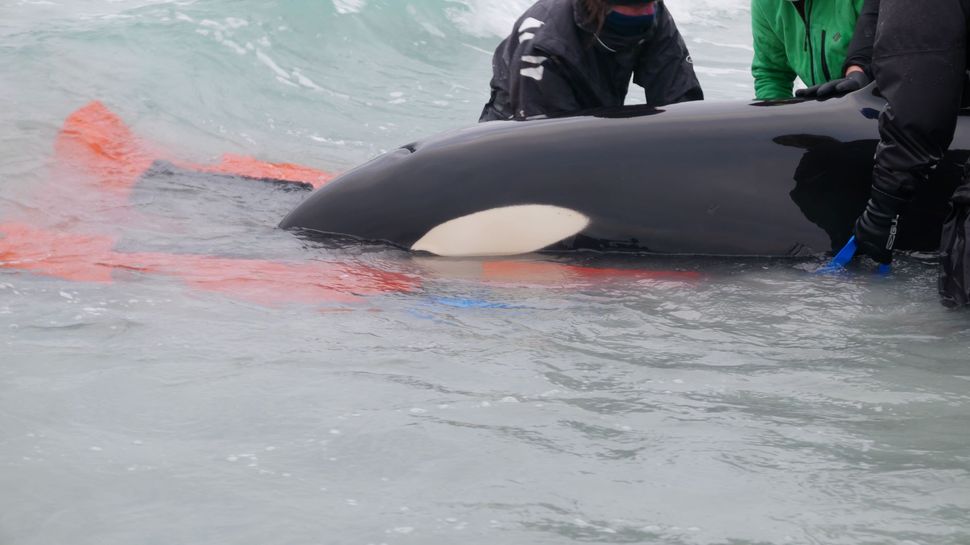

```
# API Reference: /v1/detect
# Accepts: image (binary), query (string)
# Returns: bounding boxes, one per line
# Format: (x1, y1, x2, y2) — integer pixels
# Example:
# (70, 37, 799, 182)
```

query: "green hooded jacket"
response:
(751, 0, 865, 100)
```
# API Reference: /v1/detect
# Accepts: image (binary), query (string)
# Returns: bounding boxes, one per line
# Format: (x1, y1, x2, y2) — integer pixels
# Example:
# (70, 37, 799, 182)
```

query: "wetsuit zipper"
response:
(820, 30, 831, 82)
(804, 0, 816, 85)
(793, 0, 817, 85)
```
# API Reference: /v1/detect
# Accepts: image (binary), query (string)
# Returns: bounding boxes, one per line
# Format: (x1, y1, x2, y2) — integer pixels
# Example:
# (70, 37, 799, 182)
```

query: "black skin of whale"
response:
(280, 86, 970, 257)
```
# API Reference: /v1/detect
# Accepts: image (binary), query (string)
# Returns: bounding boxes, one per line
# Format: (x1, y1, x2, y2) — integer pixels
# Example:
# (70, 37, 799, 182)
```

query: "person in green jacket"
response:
(751, 0, 878, 100)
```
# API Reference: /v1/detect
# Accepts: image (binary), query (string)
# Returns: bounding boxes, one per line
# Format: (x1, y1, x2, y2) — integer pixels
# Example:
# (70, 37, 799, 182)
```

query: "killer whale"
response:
(279, 86, 970, 258)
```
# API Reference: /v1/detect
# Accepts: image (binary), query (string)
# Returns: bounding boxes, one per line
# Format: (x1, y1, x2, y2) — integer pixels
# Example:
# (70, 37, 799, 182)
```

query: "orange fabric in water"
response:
(54, 101, 157, 198)
(0, 223, 118, 283)
(1, 101, 369, 305)
(54, 101, 334, 196)
(0, 223, 419, 304)
(480, 260, 701, 285)
(188, 154, 334, 189)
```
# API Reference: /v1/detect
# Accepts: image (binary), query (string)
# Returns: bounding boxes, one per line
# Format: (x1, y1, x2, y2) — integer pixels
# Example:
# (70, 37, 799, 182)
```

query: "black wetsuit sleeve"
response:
(480, 35, 516, 121)
(506, 47, 583, 119)
(870, 0, 967, 202)
(633, 5, 703, 106)
(842, 0, 879, 76)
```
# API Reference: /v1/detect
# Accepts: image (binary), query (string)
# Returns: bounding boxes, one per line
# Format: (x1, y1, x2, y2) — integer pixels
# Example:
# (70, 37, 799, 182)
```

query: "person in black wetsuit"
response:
(479, 0, 703, 121)
(852, 0, 970, 305)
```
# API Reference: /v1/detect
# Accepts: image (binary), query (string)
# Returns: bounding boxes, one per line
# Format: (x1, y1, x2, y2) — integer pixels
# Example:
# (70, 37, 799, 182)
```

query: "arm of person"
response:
(506, 48, 584, 119)
(751, 0, 796, 100)
(633, 4, 703, 106)
(853, 0, 966, 263)
(842, 0, 878, 77)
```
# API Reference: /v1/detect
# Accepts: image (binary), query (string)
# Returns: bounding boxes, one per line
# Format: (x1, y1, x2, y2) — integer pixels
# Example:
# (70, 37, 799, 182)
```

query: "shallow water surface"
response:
(2, 1, 969, 544)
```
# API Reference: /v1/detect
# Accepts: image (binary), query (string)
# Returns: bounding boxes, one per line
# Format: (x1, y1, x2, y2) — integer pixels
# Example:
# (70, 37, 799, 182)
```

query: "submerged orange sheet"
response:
(480, 260, 701, 284)
(0, 223, 418, 304)
(0, 101, 699, 304)
(54, 101, 333, 198)
(2, 101, 397, 304)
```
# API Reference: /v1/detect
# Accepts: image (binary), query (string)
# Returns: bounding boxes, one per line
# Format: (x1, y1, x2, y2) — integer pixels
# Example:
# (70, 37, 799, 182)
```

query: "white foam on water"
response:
(332, 0, 366, 15)
(694, 66, 748, 76)
(448, 0, 751, 38)
(224, 17, 248, 29)
(664, 0, 751, 25)
(219, 38, 247, 55)
(256, 49, 290, 79)
(292, 69, 322, 90)
(692, 36, 753, 51)
(199, 18, 224, 29)
(447, 0, 534, 38)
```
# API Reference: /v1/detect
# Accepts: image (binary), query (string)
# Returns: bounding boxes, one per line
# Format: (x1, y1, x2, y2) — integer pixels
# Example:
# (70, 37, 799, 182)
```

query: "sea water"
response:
(1, 1, 969, 544)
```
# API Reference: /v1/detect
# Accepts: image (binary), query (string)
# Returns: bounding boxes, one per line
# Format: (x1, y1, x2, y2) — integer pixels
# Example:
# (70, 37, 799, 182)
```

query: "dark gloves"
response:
(853, 187, 907, 264)
(796, 70, 871, 99)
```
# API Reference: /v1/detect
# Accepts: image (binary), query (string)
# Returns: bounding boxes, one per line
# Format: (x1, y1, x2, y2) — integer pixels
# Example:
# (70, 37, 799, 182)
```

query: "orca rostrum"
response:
(279, 86, 970, 258)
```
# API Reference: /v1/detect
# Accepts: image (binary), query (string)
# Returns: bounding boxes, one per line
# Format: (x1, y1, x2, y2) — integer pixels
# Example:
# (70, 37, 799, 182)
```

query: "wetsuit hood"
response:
(572, 0, 599, 34)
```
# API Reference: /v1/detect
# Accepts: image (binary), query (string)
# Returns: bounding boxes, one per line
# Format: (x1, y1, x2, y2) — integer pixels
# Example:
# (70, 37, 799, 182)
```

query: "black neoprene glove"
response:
(796, 71, 871, 99)
(853, 187, 907, 264)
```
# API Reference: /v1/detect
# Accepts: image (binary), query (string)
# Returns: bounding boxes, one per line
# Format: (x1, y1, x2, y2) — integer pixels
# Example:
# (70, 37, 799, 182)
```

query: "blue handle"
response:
(816, 236, 857, 274)
(829, 236, 858, 268)
(817, 236, 893, 275)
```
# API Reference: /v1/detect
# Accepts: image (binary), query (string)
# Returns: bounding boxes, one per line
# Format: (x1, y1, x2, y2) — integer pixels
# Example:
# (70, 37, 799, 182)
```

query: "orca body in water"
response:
(280, 86, 970, 258)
